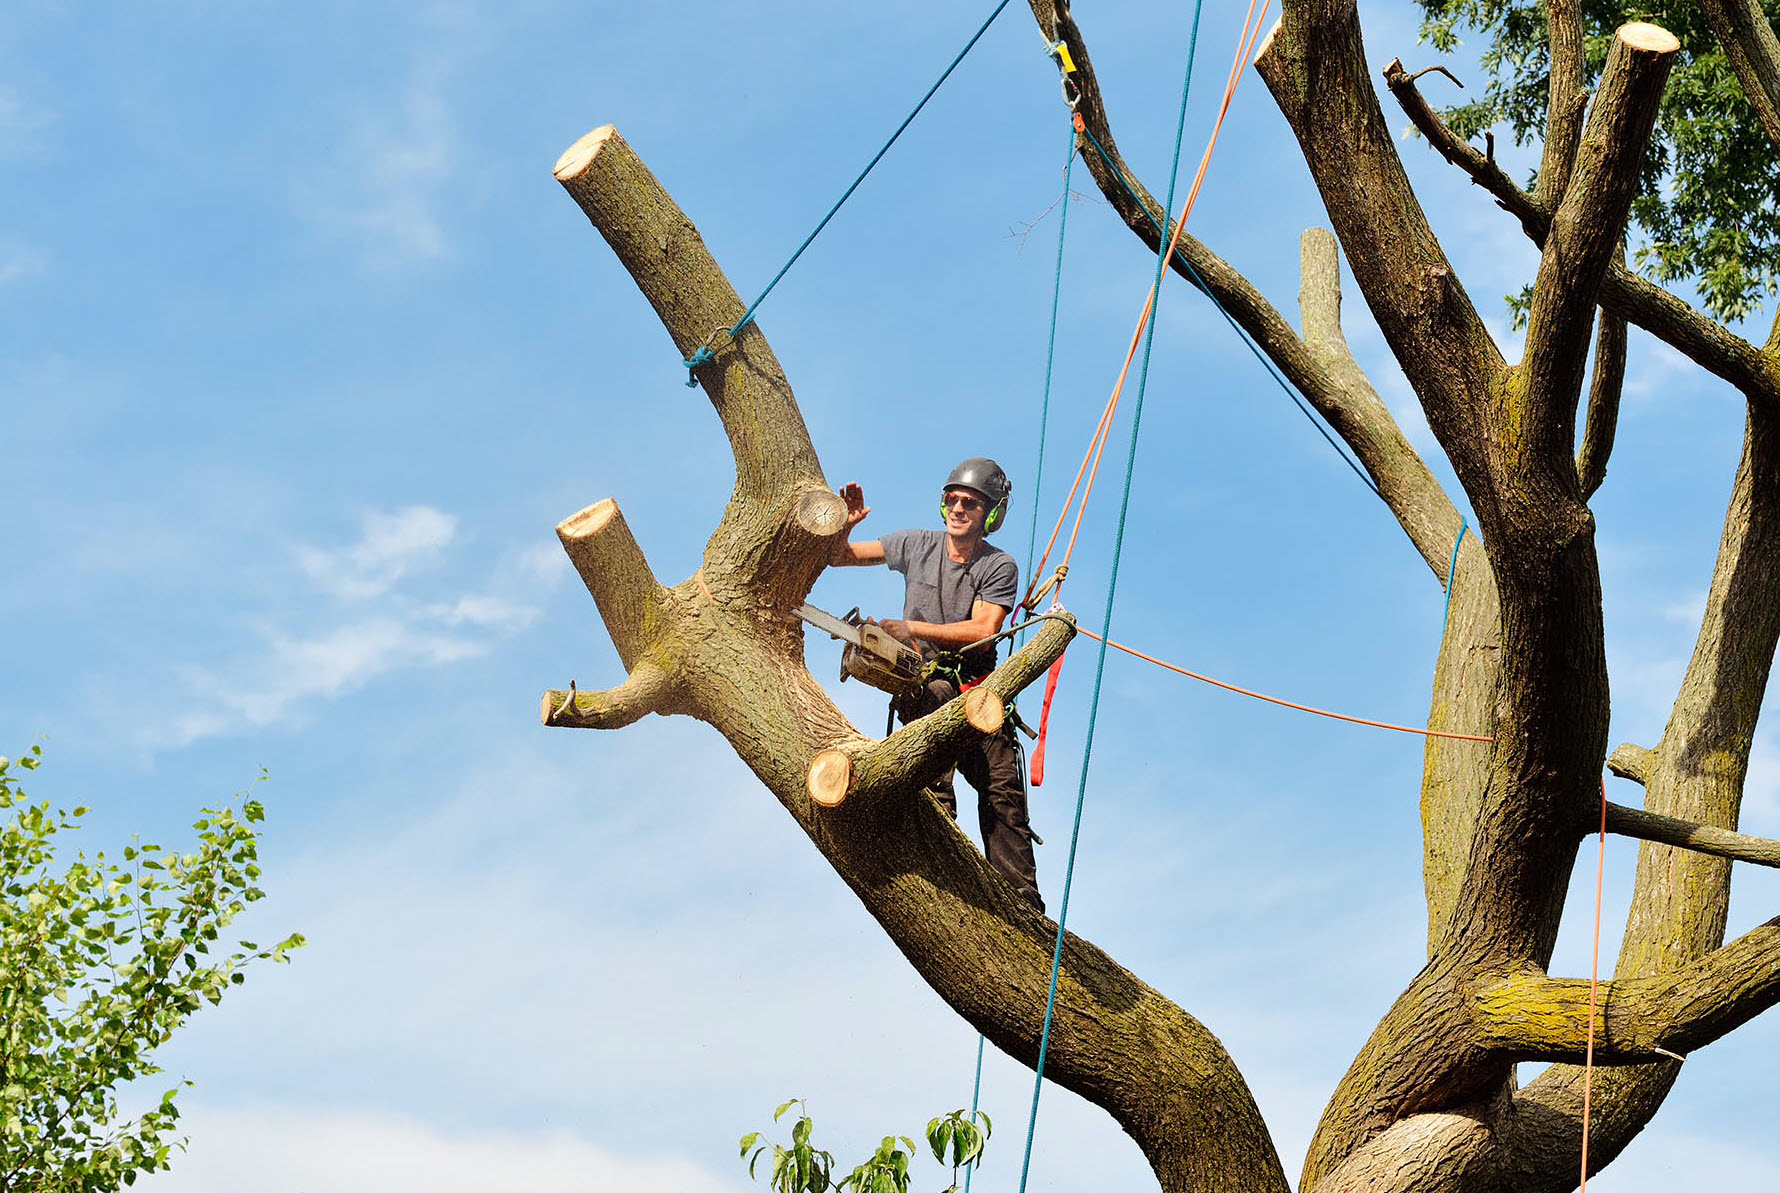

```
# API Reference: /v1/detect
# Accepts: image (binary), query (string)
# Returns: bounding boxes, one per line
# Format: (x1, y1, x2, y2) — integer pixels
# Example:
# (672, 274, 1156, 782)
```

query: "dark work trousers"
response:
(895, 676, 1043, 912)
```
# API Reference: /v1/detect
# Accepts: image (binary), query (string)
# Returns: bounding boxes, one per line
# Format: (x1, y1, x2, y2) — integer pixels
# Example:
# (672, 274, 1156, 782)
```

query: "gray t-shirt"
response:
(882, 528, 1019, 672)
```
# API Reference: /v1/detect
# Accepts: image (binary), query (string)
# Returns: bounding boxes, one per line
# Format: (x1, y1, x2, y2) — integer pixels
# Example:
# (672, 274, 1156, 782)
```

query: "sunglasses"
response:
(942, 493, 984, 512)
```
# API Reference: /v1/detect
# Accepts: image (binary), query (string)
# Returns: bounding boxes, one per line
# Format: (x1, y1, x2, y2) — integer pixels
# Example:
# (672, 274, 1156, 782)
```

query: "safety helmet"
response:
(941, 456, 1012, 534)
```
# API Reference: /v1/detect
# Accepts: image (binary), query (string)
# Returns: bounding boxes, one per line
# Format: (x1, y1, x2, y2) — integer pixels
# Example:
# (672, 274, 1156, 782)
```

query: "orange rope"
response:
(1071, 625, 1494, 742)
(1580, 777, 1607, 1190)
(1023, 1, 1271, 612)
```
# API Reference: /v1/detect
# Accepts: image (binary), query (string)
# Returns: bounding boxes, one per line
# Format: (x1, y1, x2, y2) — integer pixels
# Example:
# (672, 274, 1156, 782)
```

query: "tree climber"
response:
(831, 457, 1043, 912)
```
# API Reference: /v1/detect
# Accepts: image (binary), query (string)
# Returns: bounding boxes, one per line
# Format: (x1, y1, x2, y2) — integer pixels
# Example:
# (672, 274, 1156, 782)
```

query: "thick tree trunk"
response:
(547, 124, 1289, 1193)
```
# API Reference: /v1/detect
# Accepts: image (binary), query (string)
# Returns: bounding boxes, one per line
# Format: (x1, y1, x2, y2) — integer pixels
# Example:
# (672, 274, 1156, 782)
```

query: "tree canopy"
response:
(0, 748, 302, 1192)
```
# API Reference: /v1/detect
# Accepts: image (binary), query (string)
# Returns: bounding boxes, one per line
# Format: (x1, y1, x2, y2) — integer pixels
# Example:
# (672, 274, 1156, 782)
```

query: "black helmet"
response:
(942, 457, 1012, 533)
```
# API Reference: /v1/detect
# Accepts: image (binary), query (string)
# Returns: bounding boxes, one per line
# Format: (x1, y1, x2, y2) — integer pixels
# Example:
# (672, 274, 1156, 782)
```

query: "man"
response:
(830, 457, 1043, 912)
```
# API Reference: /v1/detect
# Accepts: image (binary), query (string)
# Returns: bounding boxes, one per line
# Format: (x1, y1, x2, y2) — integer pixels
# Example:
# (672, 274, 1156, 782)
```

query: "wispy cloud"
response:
(312, 7, 481, 269)
(148, 506, 555, 749)
(297, 505, 458, 600)
(160, 1106, 744, 1193)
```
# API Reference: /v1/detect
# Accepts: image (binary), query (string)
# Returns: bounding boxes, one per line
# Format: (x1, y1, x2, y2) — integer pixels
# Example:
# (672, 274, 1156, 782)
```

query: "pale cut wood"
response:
(556, 499, 660, 671)
(553, 125, 616, 181)
(807, 748, 852, 808)
(1618, 21, 1681, 52)
(962, 686, 1003, 734)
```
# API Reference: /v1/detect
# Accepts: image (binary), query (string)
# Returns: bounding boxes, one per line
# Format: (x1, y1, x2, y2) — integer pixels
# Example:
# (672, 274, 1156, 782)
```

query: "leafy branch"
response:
(739, 1100, 990, 1193)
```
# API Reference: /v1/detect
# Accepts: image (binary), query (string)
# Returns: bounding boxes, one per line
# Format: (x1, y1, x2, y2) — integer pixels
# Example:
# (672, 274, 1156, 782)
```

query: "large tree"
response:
(540, 2, 1780, 1190)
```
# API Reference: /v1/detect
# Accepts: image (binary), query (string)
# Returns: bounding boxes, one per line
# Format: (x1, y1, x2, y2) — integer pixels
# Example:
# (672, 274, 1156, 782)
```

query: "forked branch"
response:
(1385, 59, 1780, 410)
(1474, 920, 1780, 1061)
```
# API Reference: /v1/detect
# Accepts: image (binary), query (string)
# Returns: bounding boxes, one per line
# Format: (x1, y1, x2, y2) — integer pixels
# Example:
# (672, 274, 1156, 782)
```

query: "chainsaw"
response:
(795, 602, 924, 696)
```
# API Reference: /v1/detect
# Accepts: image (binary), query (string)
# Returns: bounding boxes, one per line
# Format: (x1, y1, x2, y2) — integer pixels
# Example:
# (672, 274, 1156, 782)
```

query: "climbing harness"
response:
(682, 0, 1017, 387)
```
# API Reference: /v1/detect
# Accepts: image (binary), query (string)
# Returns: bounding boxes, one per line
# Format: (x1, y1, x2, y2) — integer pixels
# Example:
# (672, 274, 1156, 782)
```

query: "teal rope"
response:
(683, 0, 1016, 386)
(961, 1033, 986, 1193)
(1440, 515, 1468, 632)
(1022, 117, 1080, 621)
(1013, 7, 1205, 1191)
(1075, 122, 1382, 499)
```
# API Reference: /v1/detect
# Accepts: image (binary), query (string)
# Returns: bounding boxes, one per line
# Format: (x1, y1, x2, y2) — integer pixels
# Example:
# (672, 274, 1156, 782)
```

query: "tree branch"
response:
(541, 663, 677, 730)
(1537, 0, 1588, 210)
(1698, 0, 1780, 152)
(1516, 404, 1780, 1162)
(1384, 60, 1545, 236)
(1606, 801, 1780, 867)
(808, 616, 1074, 808)
(1519, 23, 1678, 467)
(554, 126, 836, 599)
(1576, 299, 1627, 499)
(553, 122, 1291, 1193)
(554, 499, 666, 671)
(1031, 1, 1464, 581)
(1606, 742, 1652, 784)
(1384, 63, 1780, 411)
(1474, 921, 1780, 1061)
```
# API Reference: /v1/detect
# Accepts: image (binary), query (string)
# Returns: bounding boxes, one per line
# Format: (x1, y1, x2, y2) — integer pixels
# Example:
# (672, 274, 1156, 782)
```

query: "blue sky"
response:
(3, 1, 1776, 1190)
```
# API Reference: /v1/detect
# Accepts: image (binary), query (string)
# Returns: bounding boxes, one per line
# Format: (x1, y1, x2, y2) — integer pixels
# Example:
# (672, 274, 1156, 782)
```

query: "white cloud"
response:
(155, 1106, 744, 1193)
(145, 507, 548, 749)
(312, 8, 480, 269)
(298, 506, 458, 601)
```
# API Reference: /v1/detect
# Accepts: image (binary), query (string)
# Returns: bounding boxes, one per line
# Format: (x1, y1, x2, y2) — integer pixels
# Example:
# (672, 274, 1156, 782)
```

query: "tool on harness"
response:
(795, 602, 924, 696)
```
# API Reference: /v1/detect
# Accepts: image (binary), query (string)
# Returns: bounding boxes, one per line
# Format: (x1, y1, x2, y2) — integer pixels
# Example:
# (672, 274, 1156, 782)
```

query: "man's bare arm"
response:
(830, 482, 884, 566)
(881, 598, 1009, 651)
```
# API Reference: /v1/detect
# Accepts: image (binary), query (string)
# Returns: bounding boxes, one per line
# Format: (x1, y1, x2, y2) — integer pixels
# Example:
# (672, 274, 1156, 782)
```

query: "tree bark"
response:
(549, 123, 1289, 1193)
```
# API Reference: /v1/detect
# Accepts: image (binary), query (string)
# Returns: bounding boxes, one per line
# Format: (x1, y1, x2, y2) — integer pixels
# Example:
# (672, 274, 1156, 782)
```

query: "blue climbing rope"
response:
(961, 1033, 987, 1193)
(683, 0, 1018, 386)
(1440, 515, 1468, 632)
(1075, 122, 1382, 499)
(1013, 7, 1205, 1191)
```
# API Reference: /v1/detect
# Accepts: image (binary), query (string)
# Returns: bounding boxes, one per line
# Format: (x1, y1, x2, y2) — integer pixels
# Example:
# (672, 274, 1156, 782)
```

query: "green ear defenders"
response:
(941, 456, 1012, 534)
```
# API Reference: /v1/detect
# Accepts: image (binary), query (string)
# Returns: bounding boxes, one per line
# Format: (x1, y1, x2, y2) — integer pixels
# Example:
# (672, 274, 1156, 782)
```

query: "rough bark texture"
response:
(553, 3, 1780, 1190)
(549, 124, 1287, 1193)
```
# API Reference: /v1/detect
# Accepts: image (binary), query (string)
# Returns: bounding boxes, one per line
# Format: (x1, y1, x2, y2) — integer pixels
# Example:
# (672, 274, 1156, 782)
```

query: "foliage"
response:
(740, 1100, 990, 1193)
(0, 747, 304, 1192)
(1417, 0, 1780, 323)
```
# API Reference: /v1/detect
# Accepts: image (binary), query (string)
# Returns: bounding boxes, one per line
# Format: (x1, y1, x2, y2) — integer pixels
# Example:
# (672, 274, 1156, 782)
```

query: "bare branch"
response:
(1474, 920, 1780, 1061)
(1518, 407, 1780, 1156)
(556, 122, 1290, 1193)
(1698, 0, 1780, 151)
(555, 499, 666, 670)
(1383, 60, 1544, 239)
(1537, 0, 1589, 208)
(1386, 62, 1780, 410)
(1606, 802, 1780, 867)
(1607, 742, 1653, 783)
(554, 126, 834, 599)
(809, 616, 1073, 808)
(1520, 24, 1679, 464)
(542, 663, 677, 730)
(1033, 2, 1464, 580)
(1576, 300, 1627, 499)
